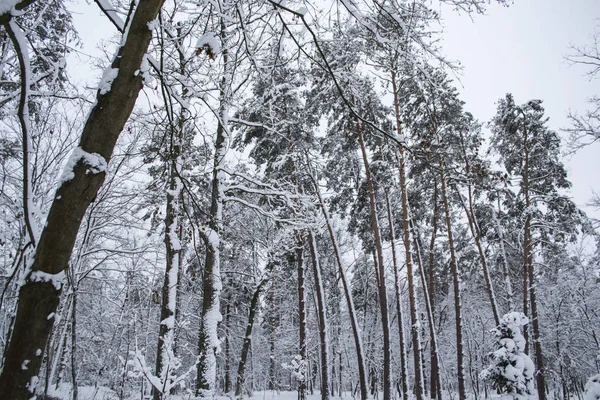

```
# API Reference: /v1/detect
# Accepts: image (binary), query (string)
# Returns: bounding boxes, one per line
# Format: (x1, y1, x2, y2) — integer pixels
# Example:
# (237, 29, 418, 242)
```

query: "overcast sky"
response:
(68, 1, 600, 216)
(440, 0, 600, 218)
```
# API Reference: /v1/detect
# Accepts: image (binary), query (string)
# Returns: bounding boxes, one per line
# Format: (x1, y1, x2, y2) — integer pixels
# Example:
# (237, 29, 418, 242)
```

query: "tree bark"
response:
(235, 279, 268, 396)
(384, 191, 409, 400)
(439, 164, 466, 400)
(0, 2, 165, 398)
(522, 119, 547, 400)
(297, 238, 308, 400)
(153, 116, 182, 400)
(307, 231, 330, 400)
(196, 14, 231, 396)
(390, 70, 424, 400)
(309, 161, 368, 400)
(356, 120, 392, 400)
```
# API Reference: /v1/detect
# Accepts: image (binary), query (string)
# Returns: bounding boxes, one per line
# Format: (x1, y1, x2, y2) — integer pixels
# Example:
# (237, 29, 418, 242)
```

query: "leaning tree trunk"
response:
(309, 160, 368, 400)
(235, 279, 268, 397)
(391, 70, 425, 400)
(439, 164, 467, 400)
(0, 2, 165, 398)
(356, 119, 392, 400)
(454, 184, 500, 326)
(307, 231, 330, 400)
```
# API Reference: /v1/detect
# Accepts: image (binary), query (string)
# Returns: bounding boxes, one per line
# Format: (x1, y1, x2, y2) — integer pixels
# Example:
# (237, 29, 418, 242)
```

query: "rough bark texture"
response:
(0, 2, 165, 398)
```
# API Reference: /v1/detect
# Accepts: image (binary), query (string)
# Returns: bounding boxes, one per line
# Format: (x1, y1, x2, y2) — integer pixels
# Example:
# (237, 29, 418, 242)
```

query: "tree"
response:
(565, 23, 600, 149)
(481, 312, 536, 399)
(490, 94, 585, 400)
(0, 1, 166, 397)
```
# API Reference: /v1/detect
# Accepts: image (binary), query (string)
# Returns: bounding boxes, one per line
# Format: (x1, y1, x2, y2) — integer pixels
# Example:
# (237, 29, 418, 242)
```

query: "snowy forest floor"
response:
(43, 385, 588, 400)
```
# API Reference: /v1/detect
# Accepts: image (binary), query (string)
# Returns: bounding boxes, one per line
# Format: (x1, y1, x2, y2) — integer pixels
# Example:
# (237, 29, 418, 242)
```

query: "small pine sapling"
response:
(481, 312, 536, 399)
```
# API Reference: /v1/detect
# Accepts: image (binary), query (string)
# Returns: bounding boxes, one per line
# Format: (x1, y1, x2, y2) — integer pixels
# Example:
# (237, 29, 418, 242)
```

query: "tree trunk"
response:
(439, 164, 466, 400)
(391, 70, 424, 400)
(195, 15, 231, 397)
(154, 118, 182, 400)
(493, 197, 514, 312)
(0, 2, 165, 398)
(426, 181, 442, 400)
(309, 161, 368, 400)
(235, 279, 268, 396)
(297, 238, 308, 400)
(409, 217, 443, 400)
(522, 121, 547, 400)
(384, 191, 409, 400)
(224, 299, 232, 394)
(307, 231, 330, 400)
(356, 120, 391, 400)
(454, 184, 500, 326)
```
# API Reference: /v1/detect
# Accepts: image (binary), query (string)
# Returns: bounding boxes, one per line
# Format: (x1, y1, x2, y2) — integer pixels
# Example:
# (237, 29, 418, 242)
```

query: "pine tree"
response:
(481, 312, 536, 399)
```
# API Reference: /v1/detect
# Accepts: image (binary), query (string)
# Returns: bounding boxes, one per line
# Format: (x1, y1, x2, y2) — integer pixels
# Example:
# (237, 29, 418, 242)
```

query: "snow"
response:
(98, 67, 118, 95)
(0, 0, 17, 14)
(481, 312, 536, 399)
(59, 147, 108, 186)
(585, 375, 600, 400)
(196, 33, 221, 57)
(29, 270, 66, 291)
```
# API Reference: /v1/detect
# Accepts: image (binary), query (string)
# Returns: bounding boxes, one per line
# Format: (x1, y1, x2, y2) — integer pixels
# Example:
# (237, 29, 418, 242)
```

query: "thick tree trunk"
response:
(0, 2, 165, 398)
(356, 120, 392, 400)
(439, 165, 466, 400)
(268, 283, 277, 391)
(390, 71, 424, 400)
(307, 231, 330, 400)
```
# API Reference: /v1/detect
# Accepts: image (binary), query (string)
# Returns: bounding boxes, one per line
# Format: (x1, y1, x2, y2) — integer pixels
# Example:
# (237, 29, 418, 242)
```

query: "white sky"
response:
(440, 0, 600, 218)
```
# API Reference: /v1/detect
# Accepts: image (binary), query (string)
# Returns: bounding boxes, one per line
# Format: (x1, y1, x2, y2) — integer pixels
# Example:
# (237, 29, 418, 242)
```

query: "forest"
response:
(0, 0, 599, 400)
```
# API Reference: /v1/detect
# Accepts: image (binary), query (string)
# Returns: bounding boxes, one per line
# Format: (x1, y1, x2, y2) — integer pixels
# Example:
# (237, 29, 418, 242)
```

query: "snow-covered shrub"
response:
(584, 374, 600, 400)
(481, 312, 536, 399)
